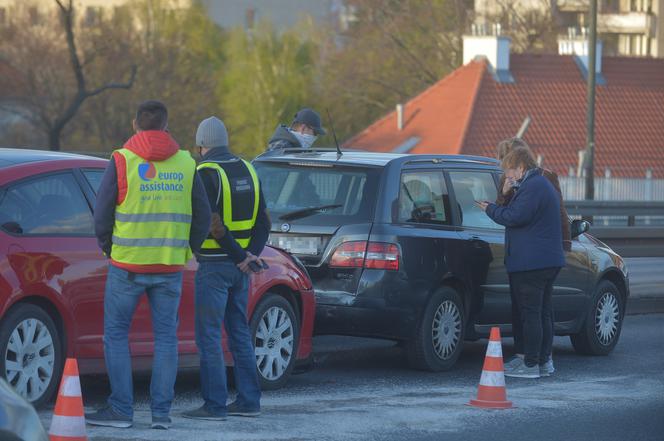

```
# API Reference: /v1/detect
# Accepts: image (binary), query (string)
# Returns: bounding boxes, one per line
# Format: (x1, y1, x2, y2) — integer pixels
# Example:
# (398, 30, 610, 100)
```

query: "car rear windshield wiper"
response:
(278, 204, 342, 221)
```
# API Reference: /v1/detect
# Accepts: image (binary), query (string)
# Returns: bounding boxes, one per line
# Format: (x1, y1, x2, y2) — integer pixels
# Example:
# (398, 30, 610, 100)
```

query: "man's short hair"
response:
(501, 146, 537, 171)
(496, 137, 530, 161)
(135, 100, 168, 131)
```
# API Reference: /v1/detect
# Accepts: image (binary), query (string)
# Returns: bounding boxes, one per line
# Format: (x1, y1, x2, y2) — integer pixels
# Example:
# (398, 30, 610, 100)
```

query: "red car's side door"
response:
(1, 170, 109, 362)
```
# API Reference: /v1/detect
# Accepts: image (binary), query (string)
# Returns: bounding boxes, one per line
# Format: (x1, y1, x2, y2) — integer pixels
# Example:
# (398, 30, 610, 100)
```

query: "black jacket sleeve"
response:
(189, 171, 212, 253)
(93, 157, 118, 257)
(247, 190, 270, 257)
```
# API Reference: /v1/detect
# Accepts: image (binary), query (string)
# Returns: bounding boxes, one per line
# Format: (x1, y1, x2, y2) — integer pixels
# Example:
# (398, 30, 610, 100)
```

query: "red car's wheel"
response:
(0, 303, 64, 408)
(251, 293, 299, 390)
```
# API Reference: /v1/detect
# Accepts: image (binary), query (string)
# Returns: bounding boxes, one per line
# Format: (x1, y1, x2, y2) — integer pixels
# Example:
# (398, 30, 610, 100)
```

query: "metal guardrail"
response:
(565, 201, 664, 216)
(565, 201, 664, 257)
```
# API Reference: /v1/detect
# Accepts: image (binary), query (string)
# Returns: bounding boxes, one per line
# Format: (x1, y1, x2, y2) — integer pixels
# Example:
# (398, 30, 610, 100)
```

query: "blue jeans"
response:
(195, 260, 261, 414)
(103, 265, 183, 418)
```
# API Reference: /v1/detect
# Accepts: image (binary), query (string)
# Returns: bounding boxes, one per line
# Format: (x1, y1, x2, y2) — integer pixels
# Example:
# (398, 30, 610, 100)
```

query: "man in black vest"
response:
(183, 116, 270, 420)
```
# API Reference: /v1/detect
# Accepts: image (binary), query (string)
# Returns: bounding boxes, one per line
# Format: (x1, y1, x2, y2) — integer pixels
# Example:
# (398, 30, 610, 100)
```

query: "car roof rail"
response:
(273, 147, 368, 155)
(403, 155, 500, 166)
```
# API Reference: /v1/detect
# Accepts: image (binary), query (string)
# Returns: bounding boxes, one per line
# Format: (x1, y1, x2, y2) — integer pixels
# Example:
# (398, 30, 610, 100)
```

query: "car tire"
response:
(250, 293, 299, 390)
(570, 280, 624, 355)
(0, 303, 63, 409)
(407, 287, 465, 371)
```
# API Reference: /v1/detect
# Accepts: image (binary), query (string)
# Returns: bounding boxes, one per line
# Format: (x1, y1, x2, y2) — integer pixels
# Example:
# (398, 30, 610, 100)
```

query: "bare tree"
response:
(48, 0, 136, 150)
(477, 0, 558, 53)
(0, 0, 136, 150)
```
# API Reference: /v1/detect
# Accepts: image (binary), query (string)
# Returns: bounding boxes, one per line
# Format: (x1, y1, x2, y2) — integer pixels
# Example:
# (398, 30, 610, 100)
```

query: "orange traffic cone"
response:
(468, 327, 513, 409)
(49, 358, 87, 441)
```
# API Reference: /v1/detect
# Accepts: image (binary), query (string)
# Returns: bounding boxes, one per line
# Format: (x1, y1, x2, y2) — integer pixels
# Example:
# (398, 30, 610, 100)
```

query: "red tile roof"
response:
(344, 60, 486, 155)
(346, 53, 664, 178)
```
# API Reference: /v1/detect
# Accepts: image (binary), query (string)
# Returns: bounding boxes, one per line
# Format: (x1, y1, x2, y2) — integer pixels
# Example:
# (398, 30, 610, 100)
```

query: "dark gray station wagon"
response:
(254, 149, 629, 371)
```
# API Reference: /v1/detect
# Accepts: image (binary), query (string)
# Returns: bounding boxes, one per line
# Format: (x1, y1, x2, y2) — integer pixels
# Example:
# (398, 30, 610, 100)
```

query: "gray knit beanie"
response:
(196, 116, 228, 149)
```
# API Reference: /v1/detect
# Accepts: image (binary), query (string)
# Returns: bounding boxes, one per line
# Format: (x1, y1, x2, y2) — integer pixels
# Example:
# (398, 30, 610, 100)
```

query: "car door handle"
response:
(468, 236, 484, 248)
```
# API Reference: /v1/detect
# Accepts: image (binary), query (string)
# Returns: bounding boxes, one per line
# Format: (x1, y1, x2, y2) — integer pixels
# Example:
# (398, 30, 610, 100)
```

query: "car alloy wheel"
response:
(595, 292, 620, 346)
(570, 279, 623, 356)
(5, 318, 55, 403)
(431, 300, 462, 360)
(255, 306, 295, 381)
(408, 287, 465, 371)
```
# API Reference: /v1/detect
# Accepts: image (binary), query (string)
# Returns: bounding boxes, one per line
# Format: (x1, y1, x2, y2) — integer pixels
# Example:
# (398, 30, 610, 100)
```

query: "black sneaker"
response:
(181, 405, 227, 421)
(227, 401, 261, 417)
(85, 406, 132, 428)
(151, 416, 172, 430)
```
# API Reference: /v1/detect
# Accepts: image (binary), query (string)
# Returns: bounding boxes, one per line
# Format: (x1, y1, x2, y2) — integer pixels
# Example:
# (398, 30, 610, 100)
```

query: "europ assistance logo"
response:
(138, 162, 157, 182)
(138, 161, 185, 192)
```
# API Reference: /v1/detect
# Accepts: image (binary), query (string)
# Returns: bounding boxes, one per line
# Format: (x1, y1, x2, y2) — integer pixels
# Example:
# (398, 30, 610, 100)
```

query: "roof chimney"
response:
(396, 104, 404, 130)
(463, 23, 512, 83)
(558, 28, 603, 77)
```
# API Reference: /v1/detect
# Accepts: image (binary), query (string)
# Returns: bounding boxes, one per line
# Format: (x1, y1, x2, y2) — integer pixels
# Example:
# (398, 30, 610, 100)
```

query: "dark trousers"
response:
(509, 274, 556, 357)
(509, 267, 561, 367)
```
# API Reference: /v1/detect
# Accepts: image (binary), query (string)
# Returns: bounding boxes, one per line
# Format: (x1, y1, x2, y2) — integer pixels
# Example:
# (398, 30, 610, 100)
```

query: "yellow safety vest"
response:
(111, 148, 195, 265)
(197, 159, 259, 253)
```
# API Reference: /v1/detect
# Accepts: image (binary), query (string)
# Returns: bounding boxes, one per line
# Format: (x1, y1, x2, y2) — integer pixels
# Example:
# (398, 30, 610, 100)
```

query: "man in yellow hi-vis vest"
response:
(183, 116, 270, 420)
(88, 101, 211, 430)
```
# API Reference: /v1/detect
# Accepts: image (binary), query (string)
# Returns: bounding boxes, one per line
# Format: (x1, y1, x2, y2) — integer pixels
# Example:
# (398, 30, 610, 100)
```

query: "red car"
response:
(0, 148, 315, 408)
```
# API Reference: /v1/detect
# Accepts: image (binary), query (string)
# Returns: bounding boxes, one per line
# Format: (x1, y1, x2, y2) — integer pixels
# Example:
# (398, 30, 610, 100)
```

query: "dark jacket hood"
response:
(123, 130, 180, 161)
(266, 124, 302, 150)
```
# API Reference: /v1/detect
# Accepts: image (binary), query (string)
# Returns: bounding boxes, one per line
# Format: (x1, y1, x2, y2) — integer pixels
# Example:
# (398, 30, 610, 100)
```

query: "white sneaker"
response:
(504, 357, 540, 379)
(539, 358, 555, 377)
(504, 354, 524, 371)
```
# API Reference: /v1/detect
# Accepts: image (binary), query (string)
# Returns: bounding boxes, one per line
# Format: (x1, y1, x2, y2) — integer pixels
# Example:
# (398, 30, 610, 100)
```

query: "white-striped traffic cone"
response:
(49, 358, 87, 441)
(468, 327, 513, 409)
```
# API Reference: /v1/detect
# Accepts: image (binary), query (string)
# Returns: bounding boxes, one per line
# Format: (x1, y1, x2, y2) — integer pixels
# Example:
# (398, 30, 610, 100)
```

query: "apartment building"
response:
(475, 0, 664, 57)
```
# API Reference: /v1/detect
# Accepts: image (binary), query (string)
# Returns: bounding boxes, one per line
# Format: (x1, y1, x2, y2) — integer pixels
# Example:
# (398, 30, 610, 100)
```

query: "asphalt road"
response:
(40, 313, 664, 441)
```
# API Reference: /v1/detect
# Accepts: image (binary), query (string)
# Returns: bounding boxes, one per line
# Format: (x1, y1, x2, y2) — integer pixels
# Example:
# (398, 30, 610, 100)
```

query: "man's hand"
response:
(237, 252, 261, 274)
(474, 200, 490, 212)
(210, 213, 226, 239)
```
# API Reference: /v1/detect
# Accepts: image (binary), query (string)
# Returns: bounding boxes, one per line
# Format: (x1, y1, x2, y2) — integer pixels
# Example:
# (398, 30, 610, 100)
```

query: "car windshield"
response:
(254, 162, 379, 225)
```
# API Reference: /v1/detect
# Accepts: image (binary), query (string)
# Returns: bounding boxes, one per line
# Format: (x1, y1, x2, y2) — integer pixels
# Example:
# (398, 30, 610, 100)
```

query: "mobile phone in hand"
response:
(248, 261, 262, 273)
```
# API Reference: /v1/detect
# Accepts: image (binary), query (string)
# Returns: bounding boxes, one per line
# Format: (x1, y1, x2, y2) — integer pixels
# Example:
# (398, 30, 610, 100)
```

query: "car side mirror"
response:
(1, 222, 23, 235)
(571, 219, 590, 238)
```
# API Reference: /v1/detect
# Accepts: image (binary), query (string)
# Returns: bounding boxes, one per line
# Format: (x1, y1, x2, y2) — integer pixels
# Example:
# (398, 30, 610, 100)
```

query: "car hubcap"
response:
(432, 300, 461, 360)
(254, 306, 294, 381)
(5, 318, 55, 402)
(595, 292, 620, 345)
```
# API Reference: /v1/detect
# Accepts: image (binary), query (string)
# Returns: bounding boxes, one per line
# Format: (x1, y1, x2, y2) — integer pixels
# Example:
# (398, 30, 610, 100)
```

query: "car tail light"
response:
(365, 242, 400, 271)
(329, 241, 366, 268)
(329, 241, 400, 271)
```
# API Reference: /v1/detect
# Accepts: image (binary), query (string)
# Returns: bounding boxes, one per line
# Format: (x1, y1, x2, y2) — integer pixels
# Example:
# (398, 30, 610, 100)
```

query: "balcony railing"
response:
(598, 12, 655, 35)
(557, 0, 589, 12)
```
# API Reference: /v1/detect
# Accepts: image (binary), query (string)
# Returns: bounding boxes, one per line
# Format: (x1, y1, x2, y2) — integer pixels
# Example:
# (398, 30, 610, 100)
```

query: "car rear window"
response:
(254, 162, 379, 225)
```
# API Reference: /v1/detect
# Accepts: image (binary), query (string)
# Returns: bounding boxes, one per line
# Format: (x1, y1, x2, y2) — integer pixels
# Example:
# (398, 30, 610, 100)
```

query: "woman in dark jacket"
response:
(495, 138, 570, 377)
(476, 147, 565, 378)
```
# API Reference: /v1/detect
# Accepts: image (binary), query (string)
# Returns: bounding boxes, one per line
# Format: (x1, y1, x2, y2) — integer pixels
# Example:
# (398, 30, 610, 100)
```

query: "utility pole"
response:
(584, 0, 598, 200)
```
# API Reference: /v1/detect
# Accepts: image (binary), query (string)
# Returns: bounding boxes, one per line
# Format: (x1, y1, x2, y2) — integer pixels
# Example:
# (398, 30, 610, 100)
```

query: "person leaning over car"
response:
(495, 137, 571, 378)
(264, 107, 326, 152)
(87, 100, 211, 430)
(475, 146, 565, 379)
